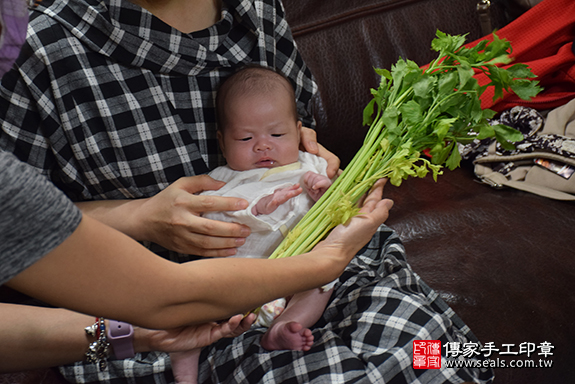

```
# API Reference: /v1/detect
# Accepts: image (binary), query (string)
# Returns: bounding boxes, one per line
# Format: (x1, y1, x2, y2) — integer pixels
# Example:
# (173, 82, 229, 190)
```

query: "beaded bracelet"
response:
(84, 317, 110, 371)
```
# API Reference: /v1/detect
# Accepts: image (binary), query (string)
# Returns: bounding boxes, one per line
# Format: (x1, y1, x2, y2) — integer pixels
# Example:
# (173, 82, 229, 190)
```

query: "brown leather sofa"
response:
(2, 0, 573, 383)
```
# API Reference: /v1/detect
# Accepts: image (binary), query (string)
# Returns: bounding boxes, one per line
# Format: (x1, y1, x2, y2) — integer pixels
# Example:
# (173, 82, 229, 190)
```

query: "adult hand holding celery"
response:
(269, 30, 542, 260)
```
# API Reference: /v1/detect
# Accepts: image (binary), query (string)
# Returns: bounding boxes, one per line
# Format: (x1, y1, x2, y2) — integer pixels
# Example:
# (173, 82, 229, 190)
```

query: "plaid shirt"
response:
(0, 0, 315, 202)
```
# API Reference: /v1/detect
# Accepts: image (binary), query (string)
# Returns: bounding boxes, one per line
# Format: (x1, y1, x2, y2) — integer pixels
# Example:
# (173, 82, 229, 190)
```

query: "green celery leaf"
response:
(380, 137, 390, 152)
(430, 141, 452, 165)
(510, 79, 543, 100)
(429, 162, 444, 181)
(438, 71, 459, 96)
(431, 30, 467, 54)
(445, 144, 462, 170)
(463, 40, 487, 64)
(478, 32, 510, 62)
(438, 92, 469, 115)
(391, 59, 409, 86)
(416, 162, 429, 178)
(456, 62, 474, 89)
(495, 131, 517, 150)
(399, 100, 423, 126)
(482, 108, 498, 120)
(415, 94, 433, 111)
(506, 63, 537, 79)
(363, 98, 376, 126)
(477, 123, 495, 140)
(486, 66, 511, 101)
(381, 106, 399, 132)
(448, 118, 471, 137)
(468, 96, 484, 124)
(412, 75, 436, 98)
(374, 67, 392, 80)
(486, 55, 513, 66)
(433, 117, 458, 140)
(459, 76, 479, 92)
(399, 63, 423, 95)
(492, 123, 524, 143)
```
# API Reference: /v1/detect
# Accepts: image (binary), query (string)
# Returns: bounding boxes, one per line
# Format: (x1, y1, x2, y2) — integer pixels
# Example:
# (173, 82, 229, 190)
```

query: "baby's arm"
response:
(252, 184, 303, 216)
(303, 171, 332, 202)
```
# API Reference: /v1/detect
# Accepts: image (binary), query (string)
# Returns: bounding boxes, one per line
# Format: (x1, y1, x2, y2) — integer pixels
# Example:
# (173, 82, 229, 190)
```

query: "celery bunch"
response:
(269, 30, 541, 260)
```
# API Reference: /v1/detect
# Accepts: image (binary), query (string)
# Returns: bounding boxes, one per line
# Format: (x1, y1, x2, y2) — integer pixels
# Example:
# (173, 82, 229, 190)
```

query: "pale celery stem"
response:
(390, 88, 412, 109)
(358, 143, 385, 183)
(342, 141, 397, 205)
(347, 164, 392, 204)
(293, 153, 359, 226)
(285, 224, 333, 260)
(363, 109, 385, 145)
(270, 215, 333, 259)
(322, 120, 386, 203)
(290, 217, 335, 256)
(268, 176, 349, 259)
(364, 146, 392, 183)
(276, 205, 328, 252)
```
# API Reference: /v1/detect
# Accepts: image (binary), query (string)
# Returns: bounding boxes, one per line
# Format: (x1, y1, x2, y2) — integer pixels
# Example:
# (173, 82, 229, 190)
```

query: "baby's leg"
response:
(260, 287, 333, 351)
(170, 349, 200, 384)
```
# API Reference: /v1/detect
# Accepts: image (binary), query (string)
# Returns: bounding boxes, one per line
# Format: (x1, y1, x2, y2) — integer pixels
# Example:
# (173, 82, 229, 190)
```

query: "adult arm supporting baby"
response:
(6, 180, 392, 331)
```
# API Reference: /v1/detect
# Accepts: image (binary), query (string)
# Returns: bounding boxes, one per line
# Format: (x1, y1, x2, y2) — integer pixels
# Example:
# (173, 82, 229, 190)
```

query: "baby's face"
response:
(219, 90, 301, 171)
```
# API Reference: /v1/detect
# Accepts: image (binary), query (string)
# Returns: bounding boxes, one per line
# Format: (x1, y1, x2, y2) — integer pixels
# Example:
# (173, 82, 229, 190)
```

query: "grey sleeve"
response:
(0, 152, 82, 285)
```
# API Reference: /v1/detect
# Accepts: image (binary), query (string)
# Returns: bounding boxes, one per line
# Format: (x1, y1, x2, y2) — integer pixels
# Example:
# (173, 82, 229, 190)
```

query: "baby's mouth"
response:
(256, 158, 276, 167)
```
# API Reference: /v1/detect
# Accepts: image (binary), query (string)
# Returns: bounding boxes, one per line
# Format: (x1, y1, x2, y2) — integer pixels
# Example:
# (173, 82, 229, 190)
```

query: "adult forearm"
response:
(0, 304, 178, 372)
(151, 248, 340, 328)
(0, 305, 93, 372)
(6, 216, 342, 330)
(76, 199, 145, 241)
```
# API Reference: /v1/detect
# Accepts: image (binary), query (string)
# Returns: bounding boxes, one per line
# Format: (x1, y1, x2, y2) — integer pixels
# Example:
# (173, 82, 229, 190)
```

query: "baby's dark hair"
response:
(216, 66, 299, 131)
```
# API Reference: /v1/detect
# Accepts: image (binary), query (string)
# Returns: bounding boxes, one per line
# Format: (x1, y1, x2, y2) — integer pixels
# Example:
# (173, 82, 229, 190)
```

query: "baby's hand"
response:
(303, 171, 332, 201)
(252, 184, 303, 215)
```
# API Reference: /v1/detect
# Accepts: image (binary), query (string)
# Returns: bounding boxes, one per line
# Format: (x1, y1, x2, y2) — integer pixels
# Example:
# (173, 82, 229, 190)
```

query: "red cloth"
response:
(469, 0, 575, 112)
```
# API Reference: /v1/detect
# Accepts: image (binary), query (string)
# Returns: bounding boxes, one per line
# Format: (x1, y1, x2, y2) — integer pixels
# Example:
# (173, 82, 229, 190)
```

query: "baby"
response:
(171, 66, 333, 383)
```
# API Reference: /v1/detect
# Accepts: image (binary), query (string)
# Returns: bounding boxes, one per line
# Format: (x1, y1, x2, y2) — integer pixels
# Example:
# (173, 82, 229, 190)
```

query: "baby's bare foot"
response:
(260, 321, 314, 351)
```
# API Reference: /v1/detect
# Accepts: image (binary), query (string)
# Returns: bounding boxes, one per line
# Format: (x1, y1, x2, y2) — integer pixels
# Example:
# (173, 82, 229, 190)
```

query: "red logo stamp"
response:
(413, 340, 442, 369)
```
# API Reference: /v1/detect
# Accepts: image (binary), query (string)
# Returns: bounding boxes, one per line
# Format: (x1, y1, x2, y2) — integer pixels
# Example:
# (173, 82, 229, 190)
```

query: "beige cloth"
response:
(474, 99, 575, 200)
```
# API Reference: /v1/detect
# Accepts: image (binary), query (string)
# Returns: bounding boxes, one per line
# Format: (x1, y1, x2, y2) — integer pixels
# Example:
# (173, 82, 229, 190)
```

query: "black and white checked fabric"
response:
(0, 0, 315, 202)
(59, 225, 494, 383)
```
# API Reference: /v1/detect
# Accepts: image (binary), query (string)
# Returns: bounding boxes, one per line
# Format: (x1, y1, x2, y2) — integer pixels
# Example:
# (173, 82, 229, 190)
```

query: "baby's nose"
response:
(255, 139, 272, 151)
